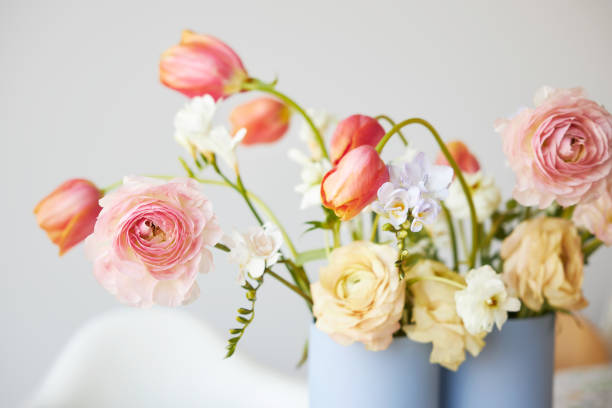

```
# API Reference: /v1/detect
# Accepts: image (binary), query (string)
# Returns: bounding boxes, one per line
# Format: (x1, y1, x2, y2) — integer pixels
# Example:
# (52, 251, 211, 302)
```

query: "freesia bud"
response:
(321, 145, 389, 220)
(229, 97, 291, 145)
(160, 30, 248, 100)
(330, 114, 385, 165)
(34, 179, 102, 255)
(435, 140, 480, 174)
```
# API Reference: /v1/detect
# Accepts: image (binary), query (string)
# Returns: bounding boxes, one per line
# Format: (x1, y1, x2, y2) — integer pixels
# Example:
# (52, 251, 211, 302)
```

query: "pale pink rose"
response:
(85, 176, 222, 307)
(497, 87, 612, 208)
(573, 178, 612, 245)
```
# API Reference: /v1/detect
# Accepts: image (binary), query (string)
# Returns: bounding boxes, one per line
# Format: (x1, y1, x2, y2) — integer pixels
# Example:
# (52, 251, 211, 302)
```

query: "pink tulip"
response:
(321, 145, 389, 220)
(435, 141, 481, 174)
(229, 97, 291, 145)
(34, 179, 102, 255)
(330, 114, 385, 165)
(160, 30, 248, 100)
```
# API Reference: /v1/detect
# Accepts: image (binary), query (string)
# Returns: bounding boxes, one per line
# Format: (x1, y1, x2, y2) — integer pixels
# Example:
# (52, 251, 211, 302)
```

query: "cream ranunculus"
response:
(311, 241, 405, 351)
(501, 217, 587, 311)
(404, 260, 486, 371)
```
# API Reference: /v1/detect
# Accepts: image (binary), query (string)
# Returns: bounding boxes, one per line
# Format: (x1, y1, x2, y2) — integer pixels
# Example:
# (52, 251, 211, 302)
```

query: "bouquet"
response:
(34, 30, 612, 372)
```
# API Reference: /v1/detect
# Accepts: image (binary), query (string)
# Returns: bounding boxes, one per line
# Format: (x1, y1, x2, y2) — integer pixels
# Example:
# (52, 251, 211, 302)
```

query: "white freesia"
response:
(445, 171, 501, 221)
(299, 109, 335, 160)
(455, 265, 521, 335)
(174, 95, 245, 171)
(372, 182, 419, 228)
(288, 149, 332, 209)
(226, 223, 283, 284)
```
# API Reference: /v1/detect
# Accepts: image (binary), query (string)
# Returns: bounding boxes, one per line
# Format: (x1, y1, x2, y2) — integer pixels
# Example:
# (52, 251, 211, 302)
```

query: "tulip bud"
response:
(160, 30, 248, 100)
(330, 114, 385, 165)
(229, 97, 291, 145)
(34, 179, 102, 255)
(435, 140, 480, 174)
(321, 145, 389, 220)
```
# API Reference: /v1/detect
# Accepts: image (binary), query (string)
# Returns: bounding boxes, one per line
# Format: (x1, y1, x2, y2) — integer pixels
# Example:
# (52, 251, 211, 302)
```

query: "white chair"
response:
(25, 309, 307, 408)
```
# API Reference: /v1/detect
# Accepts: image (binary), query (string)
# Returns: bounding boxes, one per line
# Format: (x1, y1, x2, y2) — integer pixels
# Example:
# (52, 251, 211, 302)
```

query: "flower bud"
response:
(34, 179, 102, 255)
(321, 145, 389, 220)
(435, 140, 480, 174)
(159, 30, 248, 100)
(330, 114, 385, 165)
(229, 97, 291, 145)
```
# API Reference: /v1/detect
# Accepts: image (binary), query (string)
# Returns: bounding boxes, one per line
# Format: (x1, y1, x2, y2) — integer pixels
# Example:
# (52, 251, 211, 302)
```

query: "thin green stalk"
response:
(376, 118, 479, 268)
(243, 78, 330, 161)
(584, 238, 603, 259)
(267, 270, 313, 306)
(375, 115, 408, 146)
(370, 213, 381, 242)
(440, 203, 459, 271)
(404, 275, 466, 290)
(332, 221, 341, 248)
(457, 221, 470, 263)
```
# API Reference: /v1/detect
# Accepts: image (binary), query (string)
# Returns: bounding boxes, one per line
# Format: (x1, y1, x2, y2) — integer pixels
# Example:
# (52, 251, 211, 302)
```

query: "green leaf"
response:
(229, 328, 243, 335)
(295, 248, 328, 266)
(238, 308, 252, 315)
(228, 337, 241, 344)
(236, 316, 250, 324)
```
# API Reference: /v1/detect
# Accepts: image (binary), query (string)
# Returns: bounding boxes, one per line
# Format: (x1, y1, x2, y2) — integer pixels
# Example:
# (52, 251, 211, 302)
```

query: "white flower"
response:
(299, 109, 335, 160)
(411, 198, 441, 232)
(445, 171, 501, 221)
(371, 182, 420, 228)
(288, 149, 332, 209)
(174, 95, 245, 171)
(455, 265, 521, 335)
(226, 223, 283, 284)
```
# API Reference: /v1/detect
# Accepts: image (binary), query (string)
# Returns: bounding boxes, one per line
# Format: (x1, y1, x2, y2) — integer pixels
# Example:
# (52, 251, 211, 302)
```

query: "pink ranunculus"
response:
(329, 114, 385, 165)
(497, 87, 612, 208)
(321, 145, 389, 220)
(573, 178, 612, 245)
(85, 176, 222, 308)
(159, 30, 248, 100)
(34, 179, 102, 255)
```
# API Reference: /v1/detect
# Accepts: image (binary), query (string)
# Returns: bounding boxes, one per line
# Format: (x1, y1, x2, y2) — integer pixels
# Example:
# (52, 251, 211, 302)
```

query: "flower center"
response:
(137, 219, 166, 242)
(485, 296, 498, 308)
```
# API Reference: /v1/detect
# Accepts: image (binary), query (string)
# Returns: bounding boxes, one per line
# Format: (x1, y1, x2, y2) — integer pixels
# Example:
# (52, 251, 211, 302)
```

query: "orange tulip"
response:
(160, 30, 248, 100)
(435, 141, 480, 174)
(330, 114, 385, 165)
(229, 97, 291, 145)
(34, 179, 102, 255)
(321, 146, 389, 220)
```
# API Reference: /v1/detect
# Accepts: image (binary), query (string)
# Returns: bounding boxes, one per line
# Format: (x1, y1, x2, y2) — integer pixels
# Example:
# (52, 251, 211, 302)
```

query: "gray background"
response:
(2, 0, 612, 406)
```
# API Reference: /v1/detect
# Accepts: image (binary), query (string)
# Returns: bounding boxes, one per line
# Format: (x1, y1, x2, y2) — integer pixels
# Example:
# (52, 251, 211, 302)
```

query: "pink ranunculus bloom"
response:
(85, 177, 223, 308)
(34, 179, 102, 255)
(435, 140, 480, 174)
(229, 97, 291, 145)
(573, 178, 612, 245)
(329, 114, 385, 165)
(159, 30, 248, 100)
(496, 86, 612, 208)
(321, 145, 389, 221)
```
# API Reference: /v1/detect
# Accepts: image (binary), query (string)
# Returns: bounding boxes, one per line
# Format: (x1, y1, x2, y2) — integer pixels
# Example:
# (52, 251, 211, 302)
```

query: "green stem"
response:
(267, 270, 313, 305)
(332, 221, 341, 248)
(440, 203, 459, 271)
(370, 213, 381, 242)
(375, 115, 408, 146)
(404, 275, 466, 290)
(243, 78, 330, 161)
(583, 238, 603, 259)
(376, 117, 479, 268)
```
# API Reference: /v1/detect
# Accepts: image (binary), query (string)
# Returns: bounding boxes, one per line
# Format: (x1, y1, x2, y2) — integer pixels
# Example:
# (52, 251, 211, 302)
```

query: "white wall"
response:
(2, 0, 612, 405)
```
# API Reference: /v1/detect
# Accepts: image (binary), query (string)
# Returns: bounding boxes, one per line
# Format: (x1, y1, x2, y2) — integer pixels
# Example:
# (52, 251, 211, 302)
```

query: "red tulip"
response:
(330, 114, 385, 165)
(229, 97, 291, 145)
(34, 179, 102, 255)
(321, 146, 389, 220)
(159, 30, 248, 100)
(435, 141, 480, 174)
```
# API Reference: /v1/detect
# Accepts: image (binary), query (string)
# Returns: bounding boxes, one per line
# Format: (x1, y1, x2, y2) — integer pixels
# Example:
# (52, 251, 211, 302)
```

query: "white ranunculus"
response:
(174, 95, 245, 171)
(226, 223, 283, 284)
(288, 149, 331, 209)
(445, 171, 501, 221)
(455, 265, 520, 335)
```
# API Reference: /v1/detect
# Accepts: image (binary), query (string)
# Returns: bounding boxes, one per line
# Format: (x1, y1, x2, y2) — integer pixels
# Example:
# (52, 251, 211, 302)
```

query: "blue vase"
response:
(442, 313, 555, 408)
(308, 324, 440, 408)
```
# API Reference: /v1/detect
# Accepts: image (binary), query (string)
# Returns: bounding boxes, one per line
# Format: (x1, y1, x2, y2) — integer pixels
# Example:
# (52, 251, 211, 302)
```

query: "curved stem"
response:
(404, 275, 466, 290)
(242, 78, 330, 161)
(440, 203, 459, 271)
(583, 238, 603, 260)
(375, 115, 408, 146)
(376, 118, 479, 268)
(370, 213, 380, 242)
(267, 270, 313, 306)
